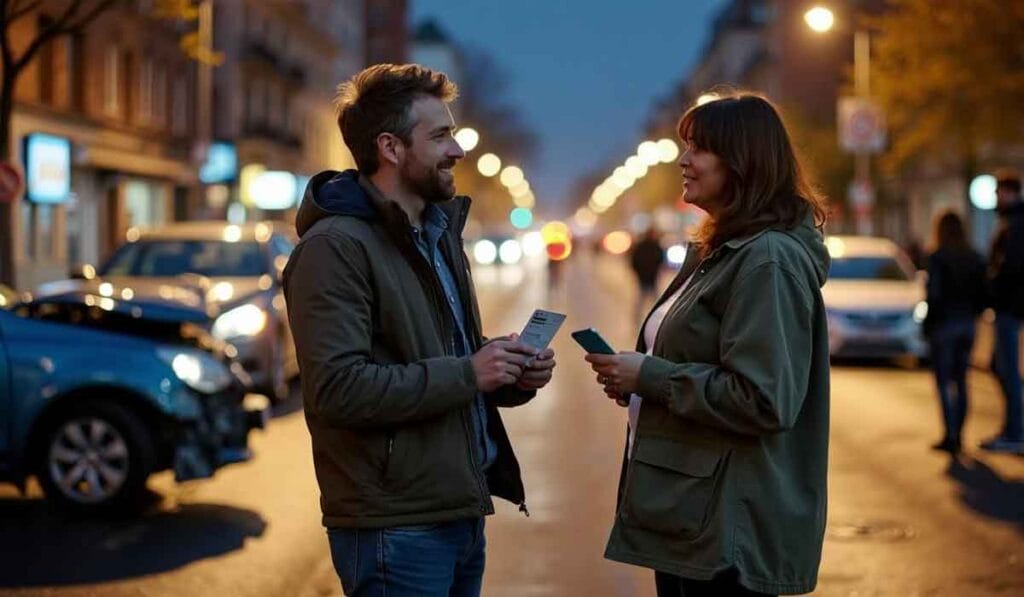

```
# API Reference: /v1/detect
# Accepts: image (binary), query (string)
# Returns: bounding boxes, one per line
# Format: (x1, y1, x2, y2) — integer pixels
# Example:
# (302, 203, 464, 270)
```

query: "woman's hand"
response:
(585, 352, 646, 399)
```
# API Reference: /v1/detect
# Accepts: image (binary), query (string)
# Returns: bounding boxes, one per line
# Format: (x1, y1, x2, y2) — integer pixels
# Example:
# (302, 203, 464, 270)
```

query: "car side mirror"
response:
(69, 263, 97, 280)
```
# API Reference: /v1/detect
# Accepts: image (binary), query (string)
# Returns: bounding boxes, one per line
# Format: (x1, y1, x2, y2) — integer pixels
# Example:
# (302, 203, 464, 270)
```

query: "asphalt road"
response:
(2, 249, 1022, 596)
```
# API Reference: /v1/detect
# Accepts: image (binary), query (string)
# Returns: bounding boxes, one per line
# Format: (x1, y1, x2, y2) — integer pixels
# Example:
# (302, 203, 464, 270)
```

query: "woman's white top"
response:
(628, 273, 695, 455)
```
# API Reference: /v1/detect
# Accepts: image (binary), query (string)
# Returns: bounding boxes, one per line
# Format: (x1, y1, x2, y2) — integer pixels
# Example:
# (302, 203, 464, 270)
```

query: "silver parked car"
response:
(39, 221, 298, 401)
(824, 235, 929, 361)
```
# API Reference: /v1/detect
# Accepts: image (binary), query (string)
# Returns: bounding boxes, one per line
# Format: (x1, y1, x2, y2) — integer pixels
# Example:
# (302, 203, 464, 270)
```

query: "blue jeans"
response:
(992, 312, 1023, 440)
(327, 518, 486, 597)
(929, 318, 976, 442)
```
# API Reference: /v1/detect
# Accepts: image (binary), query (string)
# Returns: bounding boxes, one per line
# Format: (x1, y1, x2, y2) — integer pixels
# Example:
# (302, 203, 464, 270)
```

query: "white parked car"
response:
(824, 235, 929, 361)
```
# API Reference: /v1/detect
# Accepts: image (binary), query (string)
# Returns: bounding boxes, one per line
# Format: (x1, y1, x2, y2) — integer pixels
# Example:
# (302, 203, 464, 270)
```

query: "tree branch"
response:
(7, 1, 43, 25)
(64, 0, 120, 34)
(11, 0, 83, 72)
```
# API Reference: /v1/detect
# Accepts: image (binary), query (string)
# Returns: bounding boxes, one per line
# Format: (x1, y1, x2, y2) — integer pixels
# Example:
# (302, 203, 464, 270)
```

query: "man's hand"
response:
(585, 351, 646, 399)
(516, 348, 556, 391)
(471, 336, 537, 393)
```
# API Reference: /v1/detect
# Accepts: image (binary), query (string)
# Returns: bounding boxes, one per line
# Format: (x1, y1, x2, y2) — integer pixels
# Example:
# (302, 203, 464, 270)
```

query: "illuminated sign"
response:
(199, 142, 238, 184)
(23, 133, 71, 204)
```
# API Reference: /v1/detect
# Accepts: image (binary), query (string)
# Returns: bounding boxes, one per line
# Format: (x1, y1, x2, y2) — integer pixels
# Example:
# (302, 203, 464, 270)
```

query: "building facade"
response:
(4, 0, 373, 290)
(8, 0, 200, 290)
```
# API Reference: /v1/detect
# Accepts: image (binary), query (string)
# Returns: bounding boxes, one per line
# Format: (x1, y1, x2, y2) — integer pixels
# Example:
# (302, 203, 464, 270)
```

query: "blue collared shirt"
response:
(411, 204, 496, 472)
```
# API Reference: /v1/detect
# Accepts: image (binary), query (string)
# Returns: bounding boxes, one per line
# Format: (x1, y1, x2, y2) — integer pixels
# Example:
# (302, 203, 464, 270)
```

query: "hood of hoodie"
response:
(784, 220, 831, 289)
(295, 170, 376, 237)
(295, 169, 471, 239)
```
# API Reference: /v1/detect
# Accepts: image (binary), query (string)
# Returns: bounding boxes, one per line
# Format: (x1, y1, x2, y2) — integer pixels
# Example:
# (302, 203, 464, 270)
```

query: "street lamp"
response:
(455, 128, 480, 152)
(805, 5, 876, 235)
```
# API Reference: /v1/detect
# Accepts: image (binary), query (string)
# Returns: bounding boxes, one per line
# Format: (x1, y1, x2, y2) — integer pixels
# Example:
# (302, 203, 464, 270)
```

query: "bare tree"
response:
(0, 0, 123, 285)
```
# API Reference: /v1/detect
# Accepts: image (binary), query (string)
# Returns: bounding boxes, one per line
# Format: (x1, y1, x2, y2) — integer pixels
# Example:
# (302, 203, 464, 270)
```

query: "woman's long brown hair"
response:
(678, 93, 828, 255)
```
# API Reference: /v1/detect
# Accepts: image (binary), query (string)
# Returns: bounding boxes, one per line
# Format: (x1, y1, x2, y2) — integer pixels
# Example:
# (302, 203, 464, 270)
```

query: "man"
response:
(982, 169, 1024, 453)
(284, 64, 556, 595)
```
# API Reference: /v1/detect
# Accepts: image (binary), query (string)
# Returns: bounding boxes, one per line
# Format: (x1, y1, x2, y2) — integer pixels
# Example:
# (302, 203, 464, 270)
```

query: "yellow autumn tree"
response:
(870, 0, 1024, 175)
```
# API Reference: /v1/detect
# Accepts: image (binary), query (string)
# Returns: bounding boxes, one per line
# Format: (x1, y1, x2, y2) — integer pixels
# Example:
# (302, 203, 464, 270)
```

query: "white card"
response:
(519, 309, 567, 351)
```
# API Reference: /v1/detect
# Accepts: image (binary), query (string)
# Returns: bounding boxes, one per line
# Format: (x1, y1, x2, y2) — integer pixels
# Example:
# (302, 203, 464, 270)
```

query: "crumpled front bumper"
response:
(174, 392, 271, 482)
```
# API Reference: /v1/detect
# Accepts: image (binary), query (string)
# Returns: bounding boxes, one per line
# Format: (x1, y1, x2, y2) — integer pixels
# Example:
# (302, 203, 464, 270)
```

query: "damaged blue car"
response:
(0, 285, 268, 512)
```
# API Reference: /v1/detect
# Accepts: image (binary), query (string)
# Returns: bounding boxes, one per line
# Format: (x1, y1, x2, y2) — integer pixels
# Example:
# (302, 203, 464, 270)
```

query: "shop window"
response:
(124, 180, 168, 230)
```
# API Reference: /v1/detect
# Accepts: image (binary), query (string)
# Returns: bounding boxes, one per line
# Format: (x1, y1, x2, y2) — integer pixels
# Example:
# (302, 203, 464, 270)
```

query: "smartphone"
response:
(519, 309, 567, 351)
(572, 328, 628, 407)
(571, 328, 616, 354)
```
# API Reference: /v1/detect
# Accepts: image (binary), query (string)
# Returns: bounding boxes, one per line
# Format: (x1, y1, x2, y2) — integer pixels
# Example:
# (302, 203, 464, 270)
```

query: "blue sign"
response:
(23, 133, 71, 204)
(199, 142, 238, 184)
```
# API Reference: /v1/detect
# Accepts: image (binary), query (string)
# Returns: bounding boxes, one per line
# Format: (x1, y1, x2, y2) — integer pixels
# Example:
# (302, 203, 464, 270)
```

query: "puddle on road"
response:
(826, 520, 917, 542)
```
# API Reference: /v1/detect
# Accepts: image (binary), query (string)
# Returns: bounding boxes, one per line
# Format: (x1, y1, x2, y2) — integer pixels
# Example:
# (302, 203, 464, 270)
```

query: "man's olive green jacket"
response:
(284, 170, 534, 529)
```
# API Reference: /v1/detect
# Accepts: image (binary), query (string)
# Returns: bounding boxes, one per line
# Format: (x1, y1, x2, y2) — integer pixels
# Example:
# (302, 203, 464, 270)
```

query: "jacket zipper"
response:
(407, 220, 492, 513)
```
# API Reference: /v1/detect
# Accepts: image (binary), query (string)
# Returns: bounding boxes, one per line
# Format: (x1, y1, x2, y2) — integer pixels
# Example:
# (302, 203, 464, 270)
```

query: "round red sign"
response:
(0, 161, 22, 203)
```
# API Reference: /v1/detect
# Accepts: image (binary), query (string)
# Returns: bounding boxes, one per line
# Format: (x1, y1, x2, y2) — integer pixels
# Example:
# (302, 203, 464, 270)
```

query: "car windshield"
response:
(830, 256, 913, 281)
(100, 240, 266, 277)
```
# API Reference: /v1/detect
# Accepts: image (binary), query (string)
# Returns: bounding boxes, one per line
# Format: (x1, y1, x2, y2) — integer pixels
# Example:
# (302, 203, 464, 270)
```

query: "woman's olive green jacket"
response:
(605, 221, 831, 595)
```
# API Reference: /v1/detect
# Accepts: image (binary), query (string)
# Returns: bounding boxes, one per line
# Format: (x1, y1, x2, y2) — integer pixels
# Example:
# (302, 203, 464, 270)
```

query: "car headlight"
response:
(913, 301, 928, 324)
(212, 303, 268, 339)
(157, 348, 234, 394)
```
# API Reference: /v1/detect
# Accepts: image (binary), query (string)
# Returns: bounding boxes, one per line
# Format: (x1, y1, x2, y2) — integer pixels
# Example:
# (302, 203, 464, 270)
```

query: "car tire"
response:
(35, 400, 155, 514)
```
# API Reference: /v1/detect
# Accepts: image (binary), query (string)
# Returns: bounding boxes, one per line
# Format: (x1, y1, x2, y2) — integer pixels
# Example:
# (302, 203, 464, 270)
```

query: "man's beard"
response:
(402, 160, 456, 204)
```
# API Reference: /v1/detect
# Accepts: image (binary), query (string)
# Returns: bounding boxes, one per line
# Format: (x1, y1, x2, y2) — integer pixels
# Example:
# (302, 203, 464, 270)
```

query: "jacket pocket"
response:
(623, 438, 727, 538)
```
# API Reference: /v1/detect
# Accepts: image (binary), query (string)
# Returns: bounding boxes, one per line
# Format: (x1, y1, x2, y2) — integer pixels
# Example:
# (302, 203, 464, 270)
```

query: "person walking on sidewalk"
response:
(284, 64, 556, 596)
(923, 210, 989, 453)
(629, 226, 665, 324)
(982, 169, 1024, 453)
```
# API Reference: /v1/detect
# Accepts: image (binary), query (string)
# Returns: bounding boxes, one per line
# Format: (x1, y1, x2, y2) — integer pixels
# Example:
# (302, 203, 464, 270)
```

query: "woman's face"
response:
(679, 138, 728, 216)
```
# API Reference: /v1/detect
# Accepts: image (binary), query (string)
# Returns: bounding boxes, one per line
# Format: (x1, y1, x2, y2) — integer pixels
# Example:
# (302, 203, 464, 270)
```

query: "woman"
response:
(923, 210, 988, 452)
(586, 93, 830, 596)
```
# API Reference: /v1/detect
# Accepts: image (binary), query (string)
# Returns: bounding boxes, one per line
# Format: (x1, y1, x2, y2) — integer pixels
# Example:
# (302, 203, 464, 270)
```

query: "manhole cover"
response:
(826, 520, 916, 542)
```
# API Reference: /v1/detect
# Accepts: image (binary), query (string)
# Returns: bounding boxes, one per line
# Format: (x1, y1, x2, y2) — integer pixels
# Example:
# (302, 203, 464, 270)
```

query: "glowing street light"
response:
(509, 179, 531, 197)
(455, 127, 480, 152)
(477, 153, 501, 177)
(804, 6, 835, 33)
(514, 191, 536, 209)
(499, 165, 525, 188)
(625, 156, 648, 178)
(612, 167, 635, 189)
(657, 138, 680, 163)
(637, 140, 661, 166)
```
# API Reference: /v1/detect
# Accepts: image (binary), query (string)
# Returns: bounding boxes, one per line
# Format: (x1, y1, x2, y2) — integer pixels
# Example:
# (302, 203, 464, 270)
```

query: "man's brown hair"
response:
(678, 92, 828, 254)
(335, 64, 458, 175)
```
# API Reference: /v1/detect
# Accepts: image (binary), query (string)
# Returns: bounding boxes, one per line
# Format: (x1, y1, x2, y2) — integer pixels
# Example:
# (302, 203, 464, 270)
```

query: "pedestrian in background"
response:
(585, 92, 831, 596)
(923, 210, 988, 453)
(284, 64, 555, 596)
(981, 169, 1024, 453)
(629, 226, 665, 323)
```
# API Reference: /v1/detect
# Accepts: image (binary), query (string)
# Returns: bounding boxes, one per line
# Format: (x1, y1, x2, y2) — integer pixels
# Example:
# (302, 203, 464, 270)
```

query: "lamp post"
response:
(805, 5, 879, 236)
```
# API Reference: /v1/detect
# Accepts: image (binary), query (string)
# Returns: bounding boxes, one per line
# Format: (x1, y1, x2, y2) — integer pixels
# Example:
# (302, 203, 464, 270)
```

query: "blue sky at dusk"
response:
(410, 0, 725, 214)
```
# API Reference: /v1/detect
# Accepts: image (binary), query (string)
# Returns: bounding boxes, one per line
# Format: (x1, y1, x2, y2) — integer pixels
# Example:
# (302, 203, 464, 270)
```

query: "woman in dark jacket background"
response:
(924, 210, 989, 452)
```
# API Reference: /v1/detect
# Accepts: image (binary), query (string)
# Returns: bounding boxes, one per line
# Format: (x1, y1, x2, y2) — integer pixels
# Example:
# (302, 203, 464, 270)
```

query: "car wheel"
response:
(36, 401, 155, 513)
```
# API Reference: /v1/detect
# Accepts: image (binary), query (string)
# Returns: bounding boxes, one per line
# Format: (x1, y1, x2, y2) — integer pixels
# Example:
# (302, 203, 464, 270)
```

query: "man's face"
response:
(398, 96, 465, 203)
